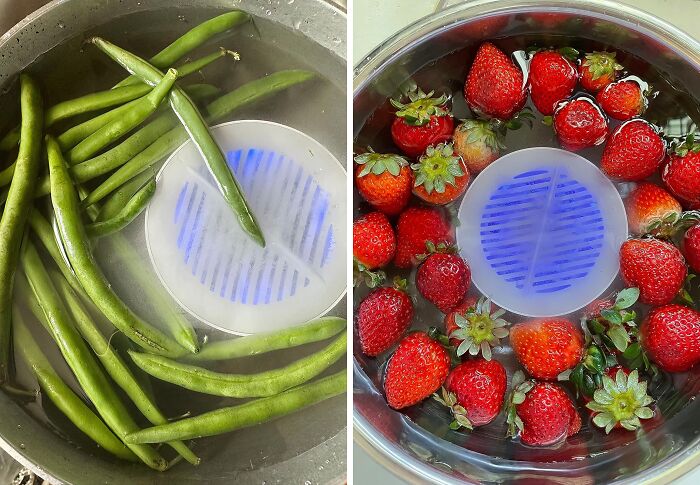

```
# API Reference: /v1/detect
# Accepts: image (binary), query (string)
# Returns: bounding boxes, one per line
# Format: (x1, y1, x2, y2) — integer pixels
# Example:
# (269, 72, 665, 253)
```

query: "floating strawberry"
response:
(641, 304, 700, 372)
(528, 48, 579, 116)
(600, 120, 666, 181)
(662, 135, 700, 206)
(416, 248, 471, 314)
(354, 151, 413, 216)
(452, 119, 504, 173)
(586, 367, 654, 433)
(506, 372, 581, 446)
(445, 296, 509, 360)
(393, 206, 453, 268)
(551, 97, 608, 151)
(353, 212, 395, 287)
(596, 78, 649, 120)
(356, 279, 414, 357)
(411, 142, 469, 205)
(579, 51, 623, 93)
(683, 224, 700, 273)
(390, 88, 454, 158)
(384, 332, 451, 409)
(619, 238, 687, 306)
(624, 182, 682, 236)
(509, 318, 583, 380)
(464, 42, 527, 120)
(434, 358, 507, 429)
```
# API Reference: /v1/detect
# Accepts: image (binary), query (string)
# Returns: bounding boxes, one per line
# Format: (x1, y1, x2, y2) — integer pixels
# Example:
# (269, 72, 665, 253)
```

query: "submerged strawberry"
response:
(624, 182, 682, 236)
(586, 367, 654, 433)
(579, 51, 623, 93)
(596, 78, 649, 121)
(600, 120, 666, 182)
(452, 119, 504, 173)
(464, 42, 527, 120)
(353, 211, 396, 270)
(552, 97, 608, 151)
(528, 48, 579, 116)
(662, 135, 700, 207)
(393, 206, 453, 268)
(683, 224, 700, 273)
(445, 296, 509, 360)
(354, 151, 413, 216)
(390, 88, 453, 158)
(411, 142, 469, 205)
(641, 304, 700, 372)
(416, 250, 471, 314)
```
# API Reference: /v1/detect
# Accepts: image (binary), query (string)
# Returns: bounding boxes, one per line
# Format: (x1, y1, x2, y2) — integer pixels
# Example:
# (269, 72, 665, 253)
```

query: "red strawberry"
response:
(662, 137, 700, 206)
(586, 367, 654, 433)
(416, 251, 471, 314)
(384, 332, 451, 409)
(509, 318, 584, 380)
(507, 374, 581, 447)
(452, 119, 504, 173)
(552, 97, 608, 151)
(529, 49, 578, 116)
(356, 281, 413, 357)
(683, 224, 700, 273)
(596, 78, 648, 121)
(353, 212, 396, 270)
(390, 88, 454, 158)
(435, 358, 507, 428)
(354, 151, 413, 216)
(393, 206, 453, 268)
(412, 142, 470, 205)
(464, 42, 527, 120)
(624, 182, 682, 236)
(600, 120, 666, 181)
(641, 304, 700, 372)
(444, 295, 509, 360)
(579, 51, 623, 93)
(619, 238, 687, 306)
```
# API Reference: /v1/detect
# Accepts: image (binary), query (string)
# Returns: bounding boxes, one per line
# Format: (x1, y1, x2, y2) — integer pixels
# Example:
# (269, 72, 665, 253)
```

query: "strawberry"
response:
(353, 212, 396, 270)
(411, 142, 470, 205)
(356, 280, 413, 357)
(619, 238, 687, 306)
(416, 251, 471, 314)
(596, 78, 648, 121)
(354, 151, 413, 216)
(506, 372, 581, 447)
(662, 135, 700, 206)
(583, 297, 615, 319)
(509, 318, 584, 380)
(452, 119, 504, 173)
(579, 51, 623, 93)
(552, 97, 608, 151)
(586, 367, 654, 433)
(640, 304, 700, 372)
(393, 206, 453, 268)
(444, 295, 509, 360)
(683, 224, 700, 273)
(600, 120, 666, 181)
(434, 358, 507, 429)
(624, 182, 682, 236)
(528, 49, 578, 116)
(464, 42, 527, 120)
(384, 331, 451, 409)
(390, 88, 454, 158)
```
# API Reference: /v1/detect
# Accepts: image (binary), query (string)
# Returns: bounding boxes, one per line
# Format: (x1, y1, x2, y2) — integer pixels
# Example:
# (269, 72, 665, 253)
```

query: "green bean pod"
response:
(129, 330, 346, 398)
(46, 135, 183, 356)
(85, 177, 155, 238)
(89, 37, 265, 247)
(0, 74, 42, 383)
(20, 243, 168, 470)
(12, 307, 136, 461)
(97, 169, 157, 221)
(187, 317, 346, 361)
(125, 370, 345, 444)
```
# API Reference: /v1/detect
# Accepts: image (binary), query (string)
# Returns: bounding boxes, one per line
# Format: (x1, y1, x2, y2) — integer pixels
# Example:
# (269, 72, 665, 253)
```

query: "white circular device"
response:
(145, 120, 347, 335)
(457, 147, 627, 317)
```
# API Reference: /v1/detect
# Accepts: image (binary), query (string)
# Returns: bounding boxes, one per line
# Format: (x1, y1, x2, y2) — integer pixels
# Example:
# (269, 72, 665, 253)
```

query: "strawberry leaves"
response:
(582, 51, 623, 81)
(674, 132, 700, 157)
(411, 142, 464, 194)
(354, 149, 408, 178)
(390, 88, 450, 126)
(592, 287, 640, 353)
(449, 297, 509, 361)
(505, 370, 534, 437)
(586, 369, 654, 433)
(433, 386, 473, 430)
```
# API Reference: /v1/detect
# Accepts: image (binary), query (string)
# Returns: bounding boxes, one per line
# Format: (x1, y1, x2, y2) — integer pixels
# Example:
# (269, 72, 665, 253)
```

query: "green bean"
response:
(89, 38, 265, 247)
(49, 271, 200, 465)
(125, 370, 345, 444)
(85, 178, 155, 238)
(46, 136, 183, 356)
(187, 317, 347, 362)
(20, 243, 168, 470)
(66, 69, 178, 166)
(12, 306, 136, 461)
(130, 330, 346, 398)
(82, 70, 316, 208)
(0, 74, 42, 383)
(97, 169, 157, 221)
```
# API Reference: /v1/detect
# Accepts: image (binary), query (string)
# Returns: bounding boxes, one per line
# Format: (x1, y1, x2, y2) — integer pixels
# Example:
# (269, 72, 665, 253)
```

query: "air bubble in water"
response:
(57, 21, 65, 29)
(177, 14, 186, 22)
(265, 10, 272, 15)
(332, 37, 341, 45)
(293, 20, 302, 29)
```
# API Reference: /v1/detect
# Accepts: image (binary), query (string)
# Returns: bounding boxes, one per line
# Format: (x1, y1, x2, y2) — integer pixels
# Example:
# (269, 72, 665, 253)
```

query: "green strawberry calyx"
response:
(674, 132, 700, 157)
(411, 142, 464, 194)
(450, 297, 509, 361)
(586, 369, 654, 433)
(646, 210, 700, 239)
(505, 370, 535, 438)
(354, 149, 409, 178)
(433, 386, 473, 430)
(457, 119, 506, 152)
(352, 259, 386, 288)
(588, 287, 640, 353)
(583, 51, 623, 81)
(390, 88, 450, 126)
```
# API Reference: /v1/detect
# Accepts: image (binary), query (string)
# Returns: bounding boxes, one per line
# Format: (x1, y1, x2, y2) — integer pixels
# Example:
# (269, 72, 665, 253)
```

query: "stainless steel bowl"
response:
(0, 0, 346, 483)
(353, 1, 700, 483)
